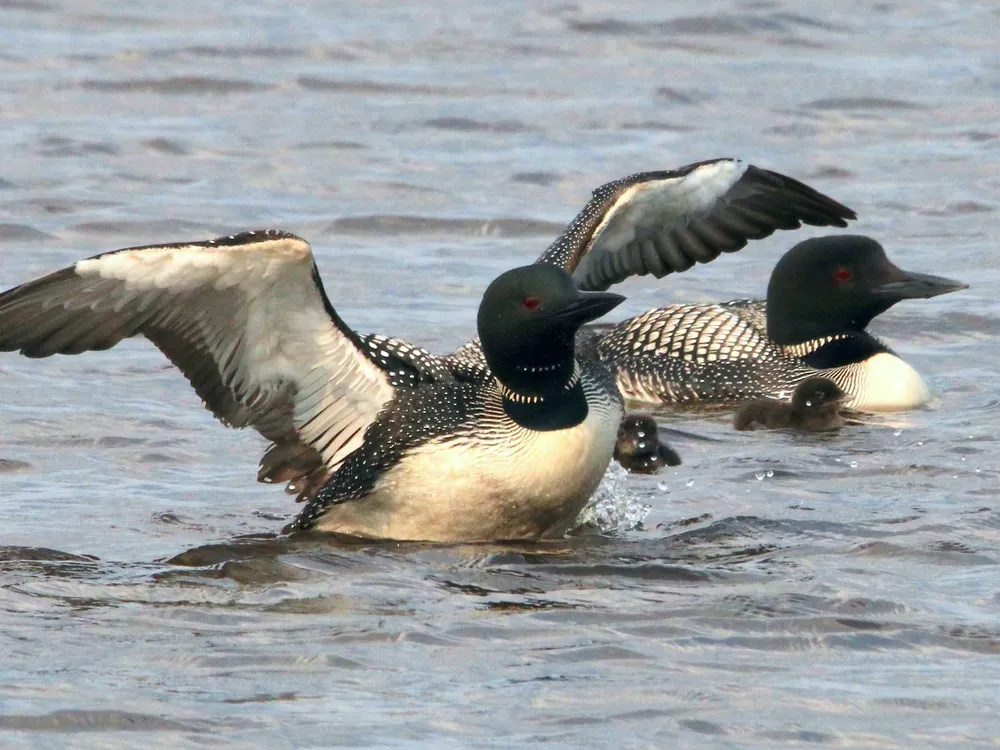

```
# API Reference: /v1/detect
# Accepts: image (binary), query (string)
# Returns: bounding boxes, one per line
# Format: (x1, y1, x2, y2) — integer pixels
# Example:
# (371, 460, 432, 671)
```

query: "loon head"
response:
(791, 377, 847, 413)
(766, 235, 968, 345)
(478, 264, 624, 399)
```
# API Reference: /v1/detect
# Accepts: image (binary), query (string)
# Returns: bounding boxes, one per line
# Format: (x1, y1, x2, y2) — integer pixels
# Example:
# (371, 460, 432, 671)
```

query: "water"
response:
(1, 1, 999, 746)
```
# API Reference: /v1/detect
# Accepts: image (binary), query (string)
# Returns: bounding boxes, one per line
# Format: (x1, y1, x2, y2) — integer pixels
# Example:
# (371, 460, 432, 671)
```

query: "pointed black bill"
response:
(552, 290, 626, 325)
(873, 270, 969, 300)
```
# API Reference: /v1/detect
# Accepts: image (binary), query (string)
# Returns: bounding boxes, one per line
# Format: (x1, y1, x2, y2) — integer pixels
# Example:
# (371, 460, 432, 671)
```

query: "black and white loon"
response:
(0, 230, 626, 542)
(0, 158, 854, 540)
(592, 235, 968, 412)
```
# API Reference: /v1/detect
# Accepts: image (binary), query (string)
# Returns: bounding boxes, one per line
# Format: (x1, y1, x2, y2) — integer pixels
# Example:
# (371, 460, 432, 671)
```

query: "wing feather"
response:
(535, 158, 857, 291)
(0, 229, 397, 501)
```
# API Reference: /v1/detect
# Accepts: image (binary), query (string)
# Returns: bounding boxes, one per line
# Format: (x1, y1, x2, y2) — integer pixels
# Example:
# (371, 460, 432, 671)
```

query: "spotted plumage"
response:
(592, 236, 968, 412)
(444, 338, 490, 377)
(0, 238, 625, 542)
(595, 300, 817, 403)
(358, 333, 457, 387)
(291, 359, 621, 540)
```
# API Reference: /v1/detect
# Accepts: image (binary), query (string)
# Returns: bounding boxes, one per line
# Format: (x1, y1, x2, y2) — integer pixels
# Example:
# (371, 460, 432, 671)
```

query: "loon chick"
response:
(734, 377, 849, 432)
(594, 235, 968, 412)
(0, 230, 625, 542)
(613, 414, 681, 474)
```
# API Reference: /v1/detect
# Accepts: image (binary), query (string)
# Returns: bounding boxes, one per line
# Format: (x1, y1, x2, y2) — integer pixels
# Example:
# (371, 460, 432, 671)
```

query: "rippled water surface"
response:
(2, 1, 999, 747)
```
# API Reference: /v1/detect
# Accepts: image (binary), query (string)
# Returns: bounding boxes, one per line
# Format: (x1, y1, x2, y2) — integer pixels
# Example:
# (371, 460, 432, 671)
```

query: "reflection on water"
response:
(1, 0, 999, 746)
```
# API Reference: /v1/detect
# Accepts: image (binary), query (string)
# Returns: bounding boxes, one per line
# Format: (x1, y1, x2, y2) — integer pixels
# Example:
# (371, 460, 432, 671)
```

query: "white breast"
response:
(312, 399, 623, 542)
(829, 352, 931, 412)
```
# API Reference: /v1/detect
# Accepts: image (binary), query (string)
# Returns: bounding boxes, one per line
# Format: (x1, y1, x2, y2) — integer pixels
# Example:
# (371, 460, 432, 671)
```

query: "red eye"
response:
(833, 267, 853, 283)
(522, 296, 540, 310)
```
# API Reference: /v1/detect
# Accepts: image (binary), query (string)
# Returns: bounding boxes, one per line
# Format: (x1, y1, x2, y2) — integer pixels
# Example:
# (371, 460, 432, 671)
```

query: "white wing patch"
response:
(0, 231, 396, 498)
(587, 160, 747, 257)
(554, 158, 855, 291)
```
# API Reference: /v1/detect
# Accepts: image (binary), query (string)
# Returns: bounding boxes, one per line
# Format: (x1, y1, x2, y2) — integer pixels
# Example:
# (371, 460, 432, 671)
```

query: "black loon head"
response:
(766, 235, 968, 345)
(478, 264, 624, 399)
(790, 377, 847, 413)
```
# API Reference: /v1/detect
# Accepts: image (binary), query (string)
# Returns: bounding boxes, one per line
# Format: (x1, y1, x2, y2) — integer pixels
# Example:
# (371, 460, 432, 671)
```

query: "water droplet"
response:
(894, 429, 902, 437)
(849, 461, 858, 468)
(685, 478, 694, 487)
(573, 464, 650, 532)
(657, 481, 669, 492)
(766, 469, 774, 478)
(754, 470, 766, 481)
(917, 441, 924, 446)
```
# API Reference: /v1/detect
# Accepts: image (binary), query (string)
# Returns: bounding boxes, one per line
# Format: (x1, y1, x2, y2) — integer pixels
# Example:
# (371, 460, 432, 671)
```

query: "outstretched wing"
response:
(536, 158, 857, 291)
(0, 229, 403, 501)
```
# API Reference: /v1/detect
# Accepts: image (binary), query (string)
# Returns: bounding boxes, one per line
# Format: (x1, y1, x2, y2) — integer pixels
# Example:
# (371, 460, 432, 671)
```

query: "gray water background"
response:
(1, 1, 999, 747)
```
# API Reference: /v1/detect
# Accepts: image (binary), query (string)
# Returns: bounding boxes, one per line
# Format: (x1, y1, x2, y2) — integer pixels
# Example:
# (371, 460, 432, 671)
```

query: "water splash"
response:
(573, 463, 650, 534)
